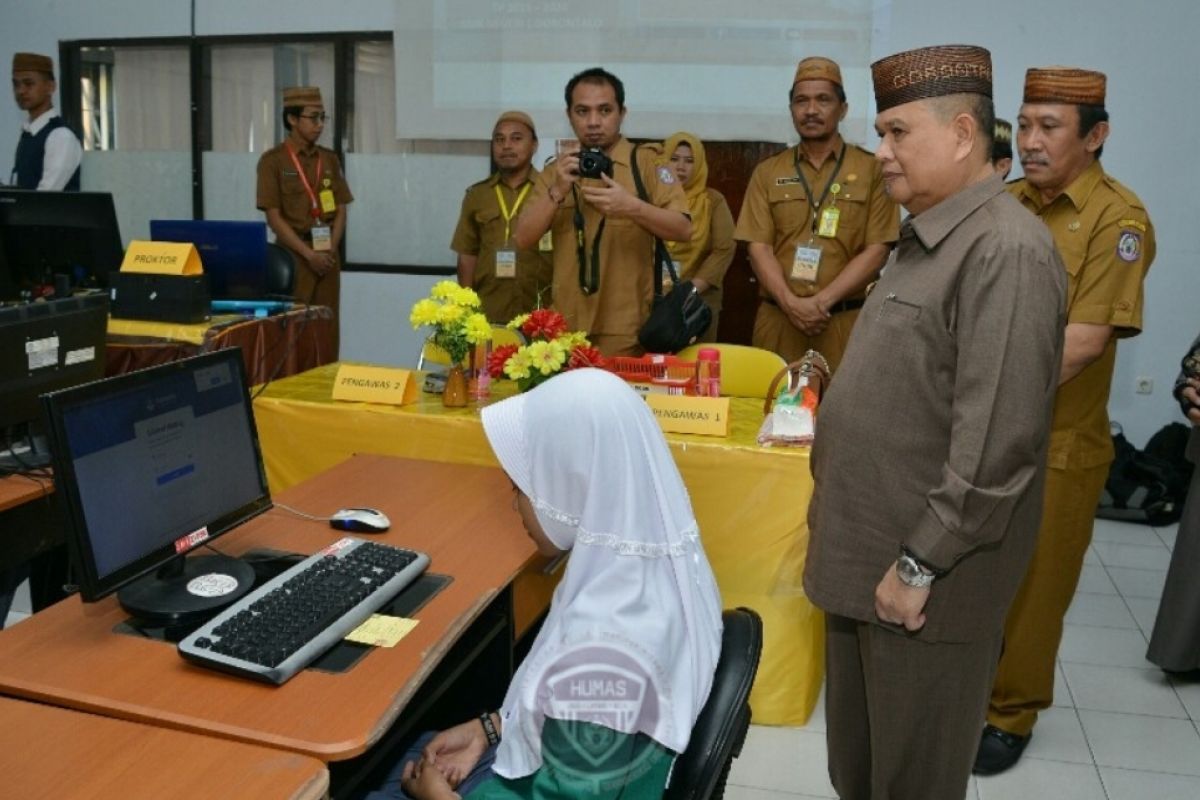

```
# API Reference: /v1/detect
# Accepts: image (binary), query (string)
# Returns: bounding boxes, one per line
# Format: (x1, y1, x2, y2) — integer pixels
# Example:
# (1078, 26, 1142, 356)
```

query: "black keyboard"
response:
(178, 537, 430, 684)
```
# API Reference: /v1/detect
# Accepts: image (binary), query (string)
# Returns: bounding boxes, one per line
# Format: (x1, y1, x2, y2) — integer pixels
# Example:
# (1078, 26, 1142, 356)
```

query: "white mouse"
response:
(329, 507, 391, 533)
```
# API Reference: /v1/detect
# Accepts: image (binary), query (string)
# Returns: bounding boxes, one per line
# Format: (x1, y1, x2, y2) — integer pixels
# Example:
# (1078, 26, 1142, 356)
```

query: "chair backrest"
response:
(265, 242, 296, 298)
(676, 344, 786, 399)
(664, 607, 764, 800)
(415, 325, 526, 370)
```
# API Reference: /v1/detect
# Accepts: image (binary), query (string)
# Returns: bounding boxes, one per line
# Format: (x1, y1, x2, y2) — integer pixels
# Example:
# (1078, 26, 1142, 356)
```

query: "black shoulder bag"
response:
(630, 145, 712, 353)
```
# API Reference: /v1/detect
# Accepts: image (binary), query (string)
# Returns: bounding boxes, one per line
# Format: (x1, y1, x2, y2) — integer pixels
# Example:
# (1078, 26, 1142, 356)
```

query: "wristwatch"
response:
(896, 547, 937, 588)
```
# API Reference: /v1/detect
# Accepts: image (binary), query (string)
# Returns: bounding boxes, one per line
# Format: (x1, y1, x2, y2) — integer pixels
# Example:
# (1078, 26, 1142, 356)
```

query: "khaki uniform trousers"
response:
(987, 461, 1111, 736)
(285, 244, 341, 360)
(826, 614, 1003, 800)
(752, 301, 858, 371)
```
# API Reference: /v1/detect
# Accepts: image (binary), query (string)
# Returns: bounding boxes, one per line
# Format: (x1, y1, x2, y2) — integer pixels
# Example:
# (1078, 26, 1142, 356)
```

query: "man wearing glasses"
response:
(256, 86, 353, 356)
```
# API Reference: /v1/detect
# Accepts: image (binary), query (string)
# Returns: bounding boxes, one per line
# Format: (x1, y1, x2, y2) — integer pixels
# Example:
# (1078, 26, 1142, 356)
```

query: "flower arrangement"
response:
(488, 308, 606, 392)
(409, 281, 493, 365)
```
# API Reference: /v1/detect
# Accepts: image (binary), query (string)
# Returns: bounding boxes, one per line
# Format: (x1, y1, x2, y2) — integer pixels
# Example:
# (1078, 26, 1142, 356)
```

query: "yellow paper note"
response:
(344, 614, 419, 648)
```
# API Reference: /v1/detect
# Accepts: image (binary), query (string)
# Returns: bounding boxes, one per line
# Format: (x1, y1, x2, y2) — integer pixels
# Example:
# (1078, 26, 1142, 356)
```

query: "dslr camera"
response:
(576, 148, 614, 179)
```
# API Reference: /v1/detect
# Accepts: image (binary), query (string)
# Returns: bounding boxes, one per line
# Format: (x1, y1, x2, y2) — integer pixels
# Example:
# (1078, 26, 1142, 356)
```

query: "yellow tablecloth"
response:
(107, 313, 250, 345)
(252, 363, 822, 725)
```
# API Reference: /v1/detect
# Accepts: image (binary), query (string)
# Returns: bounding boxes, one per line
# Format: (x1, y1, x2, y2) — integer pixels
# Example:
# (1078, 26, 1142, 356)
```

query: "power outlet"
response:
(1135, 377, 1154, 395)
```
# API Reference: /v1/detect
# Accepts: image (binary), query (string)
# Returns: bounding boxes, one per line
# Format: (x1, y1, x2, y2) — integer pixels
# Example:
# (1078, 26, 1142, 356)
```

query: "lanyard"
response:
(572, 184, 606, 295)
(494, 182, 532, 243)
(793, 143, 847, 235)
(285, 143, 324, 220)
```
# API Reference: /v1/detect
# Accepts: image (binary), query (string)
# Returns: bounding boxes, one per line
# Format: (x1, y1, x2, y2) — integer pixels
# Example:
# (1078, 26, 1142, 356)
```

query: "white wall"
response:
(2, 0, 1195, 439)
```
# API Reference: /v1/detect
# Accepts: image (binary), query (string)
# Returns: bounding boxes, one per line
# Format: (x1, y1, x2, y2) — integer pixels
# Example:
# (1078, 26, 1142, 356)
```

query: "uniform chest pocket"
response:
(767, 184, 811, 231)
(281, 173, 310, 196)
(876, 293, 923, 322)
(474, 208, 502, 227)
(829, 192, 867, 231)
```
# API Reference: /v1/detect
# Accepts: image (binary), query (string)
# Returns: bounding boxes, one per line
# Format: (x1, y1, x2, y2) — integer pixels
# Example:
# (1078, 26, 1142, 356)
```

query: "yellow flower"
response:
(409, 298, 441, 328)
(559, 330, 591, 349)
(504, 347, 533, 380)
(464, 313, 493, 344)
(527, 339, 567, 376)
(507, 313, 530, 331)
(437, 302, 465, 325)
(430, 280, 460, 301)
(450, 284, 482, 308)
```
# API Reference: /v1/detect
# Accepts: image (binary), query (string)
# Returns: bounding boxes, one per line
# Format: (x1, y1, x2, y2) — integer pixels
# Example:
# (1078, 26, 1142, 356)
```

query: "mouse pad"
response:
(115, 563, 454, 677)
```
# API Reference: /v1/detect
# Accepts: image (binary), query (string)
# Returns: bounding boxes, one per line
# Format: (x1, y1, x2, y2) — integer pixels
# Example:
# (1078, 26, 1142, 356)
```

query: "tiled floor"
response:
(5, 519, 1197, 798)
(725, 518, 1200, 800)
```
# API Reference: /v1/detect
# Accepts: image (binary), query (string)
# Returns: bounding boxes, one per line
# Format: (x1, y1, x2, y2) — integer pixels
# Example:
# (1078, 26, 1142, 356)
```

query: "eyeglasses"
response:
(298, 113, 328, 123)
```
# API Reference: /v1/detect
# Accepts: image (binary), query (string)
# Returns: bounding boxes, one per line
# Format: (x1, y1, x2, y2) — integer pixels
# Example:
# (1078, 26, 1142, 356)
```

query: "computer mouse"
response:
(329, 507, 391, 533)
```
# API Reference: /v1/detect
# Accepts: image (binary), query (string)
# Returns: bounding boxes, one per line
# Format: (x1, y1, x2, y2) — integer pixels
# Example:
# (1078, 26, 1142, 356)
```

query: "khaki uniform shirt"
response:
(673, 188, 735, 313)
(804, 176, 1067, 642)
(734, 139, 899, 298)
(256, 141, 354, 240)
(532, 137, 689, 336)
(1010, 160, 1155, 470)
(451, 170, 554, 323)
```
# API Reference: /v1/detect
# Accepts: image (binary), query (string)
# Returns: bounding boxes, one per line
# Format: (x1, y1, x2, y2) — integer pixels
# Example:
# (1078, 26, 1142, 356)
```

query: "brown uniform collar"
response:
(1018, 158, 1103, 213)
(908, 173, 1006, 250)
(797, 133, 845, 169)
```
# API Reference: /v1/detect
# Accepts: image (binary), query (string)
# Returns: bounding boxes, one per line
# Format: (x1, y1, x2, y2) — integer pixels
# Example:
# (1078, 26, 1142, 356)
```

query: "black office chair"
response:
(664, 607, 764, 800)
(265, 242, 296, 299)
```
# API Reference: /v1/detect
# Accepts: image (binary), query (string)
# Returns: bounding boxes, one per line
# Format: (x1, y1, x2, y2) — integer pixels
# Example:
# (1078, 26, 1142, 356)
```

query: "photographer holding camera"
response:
(514, 67, 691, 357)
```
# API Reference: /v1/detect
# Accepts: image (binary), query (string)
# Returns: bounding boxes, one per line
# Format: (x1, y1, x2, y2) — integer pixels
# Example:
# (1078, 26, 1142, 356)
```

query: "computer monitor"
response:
(150, 219, 269, 300)
(41, 348, 271, 625)
(0, 293, 108, 470)
(0, 189, 124, 300)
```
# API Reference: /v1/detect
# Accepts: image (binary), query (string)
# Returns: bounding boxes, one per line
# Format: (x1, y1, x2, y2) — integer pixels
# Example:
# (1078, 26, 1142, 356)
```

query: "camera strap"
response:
(572, 185, 605, 295)
(628, 144, 680, 298)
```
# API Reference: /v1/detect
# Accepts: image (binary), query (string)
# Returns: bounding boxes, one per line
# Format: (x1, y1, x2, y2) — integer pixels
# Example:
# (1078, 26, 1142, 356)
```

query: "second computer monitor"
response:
(150, 219, 268, 300)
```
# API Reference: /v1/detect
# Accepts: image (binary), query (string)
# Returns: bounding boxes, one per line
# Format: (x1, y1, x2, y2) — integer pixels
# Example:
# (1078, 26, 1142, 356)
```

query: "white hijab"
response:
(481, 368, 724, 779)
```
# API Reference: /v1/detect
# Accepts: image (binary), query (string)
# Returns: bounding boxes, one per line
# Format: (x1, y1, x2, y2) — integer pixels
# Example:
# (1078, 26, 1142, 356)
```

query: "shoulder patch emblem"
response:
(657, 166, 675, 185)
(1117, 230, 1142, 262)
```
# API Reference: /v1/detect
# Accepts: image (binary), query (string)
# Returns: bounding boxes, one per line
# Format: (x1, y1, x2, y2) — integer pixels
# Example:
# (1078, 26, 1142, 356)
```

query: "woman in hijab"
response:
(661, 132, 735, 342)
(392, 369, 723, 800)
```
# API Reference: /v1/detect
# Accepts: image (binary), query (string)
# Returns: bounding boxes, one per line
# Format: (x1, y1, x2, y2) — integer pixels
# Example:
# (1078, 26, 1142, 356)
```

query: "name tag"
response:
(495, 249, 517, 279)
(319, 188, 337, 214)
(311, 225, 332, 252)
(792, 244, 821, 283)
(818, 206, 840, 238)
(538, 231, 553, 252)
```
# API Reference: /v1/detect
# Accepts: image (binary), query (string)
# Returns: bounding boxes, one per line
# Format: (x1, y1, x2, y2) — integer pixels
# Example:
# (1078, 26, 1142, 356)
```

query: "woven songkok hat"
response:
(794, 57, 843, 88)
(871, 44, 992, 113)
(1023, 67, 1106, 106)
(12, 52, 53, 76)
(993, 118, 1013, 160)
(282, 86, 323, 107)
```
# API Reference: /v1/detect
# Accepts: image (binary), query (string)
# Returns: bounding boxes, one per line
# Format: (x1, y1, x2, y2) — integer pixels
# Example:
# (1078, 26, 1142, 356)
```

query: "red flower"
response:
(567, 345, 606, 371)
(488, 344, 519, 378)
(521, 308, 568, 341)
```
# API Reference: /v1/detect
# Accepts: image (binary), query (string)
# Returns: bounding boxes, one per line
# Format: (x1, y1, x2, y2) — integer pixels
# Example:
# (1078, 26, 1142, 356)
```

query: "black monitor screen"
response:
(0, 189, 124, 300)
(150, 219, 268, 300)
(0, 294, 108, 466)
(42, 349, 271, 602)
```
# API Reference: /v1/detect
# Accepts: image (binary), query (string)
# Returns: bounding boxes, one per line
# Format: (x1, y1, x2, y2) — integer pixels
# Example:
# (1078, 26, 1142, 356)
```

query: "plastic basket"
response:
(607, 354, 698, 395)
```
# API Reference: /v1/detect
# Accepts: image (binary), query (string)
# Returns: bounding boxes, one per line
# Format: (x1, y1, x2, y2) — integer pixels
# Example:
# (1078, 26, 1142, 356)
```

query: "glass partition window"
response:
(79, 46, 189, 152)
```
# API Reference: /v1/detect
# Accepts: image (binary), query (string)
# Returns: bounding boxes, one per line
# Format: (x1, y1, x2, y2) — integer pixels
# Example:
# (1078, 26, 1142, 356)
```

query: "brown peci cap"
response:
(993, 118, 1013, 159)
(871, 45, 992, 113)
(282, 86, 323, 108)
(1023, 67, 1106, 106)
(793, 57, 842, 88)
(494, 110, 537, 138)
(13, 52, 53, 76)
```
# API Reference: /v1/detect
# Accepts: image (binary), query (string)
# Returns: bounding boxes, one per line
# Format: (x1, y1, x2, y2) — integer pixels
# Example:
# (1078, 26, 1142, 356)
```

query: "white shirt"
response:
(16, 108, 83, 190)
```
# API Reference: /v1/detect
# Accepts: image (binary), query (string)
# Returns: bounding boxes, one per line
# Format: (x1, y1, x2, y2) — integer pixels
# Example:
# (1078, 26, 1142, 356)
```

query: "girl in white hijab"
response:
(399, 368, 723, 800)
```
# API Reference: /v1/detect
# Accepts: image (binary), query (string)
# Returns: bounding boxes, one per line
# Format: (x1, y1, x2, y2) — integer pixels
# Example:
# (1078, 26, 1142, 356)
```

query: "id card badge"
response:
(792, 243, 822, 283)
(538, 231, 553, 252)
(311, 225, 333, 252)
(495, 249, 517, 279)
(818, 206, 840, 238)
(319, 189, 337, 214)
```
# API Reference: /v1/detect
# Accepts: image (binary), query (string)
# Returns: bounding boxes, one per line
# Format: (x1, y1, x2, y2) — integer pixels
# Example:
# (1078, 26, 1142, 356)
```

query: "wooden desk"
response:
(251, 363, 822, 726)
(0, 696, 329, 799)
(0, 455, 535, 766)
(105, 305, 335, 385)
(0, 473, 60, 577)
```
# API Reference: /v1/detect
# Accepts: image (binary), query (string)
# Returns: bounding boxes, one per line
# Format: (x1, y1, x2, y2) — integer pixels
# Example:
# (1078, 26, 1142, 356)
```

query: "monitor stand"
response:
(118, 553, 256, 628)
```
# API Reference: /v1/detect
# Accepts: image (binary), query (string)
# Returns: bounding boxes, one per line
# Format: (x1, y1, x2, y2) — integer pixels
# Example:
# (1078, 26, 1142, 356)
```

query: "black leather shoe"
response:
(972, 725, 1030, 775)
